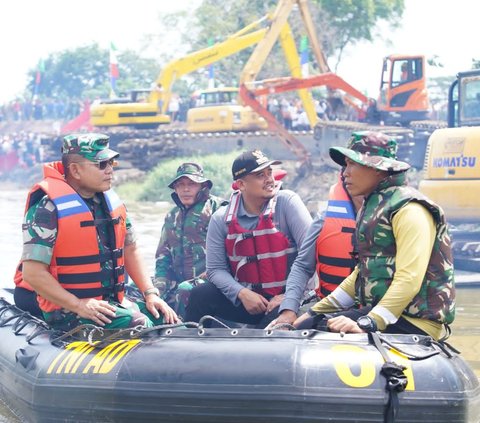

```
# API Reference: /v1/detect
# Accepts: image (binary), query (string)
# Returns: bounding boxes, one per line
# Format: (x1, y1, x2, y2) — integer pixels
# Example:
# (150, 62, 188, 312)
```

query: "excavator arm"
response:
(152, 16, 270, 115)
(239, 83, 311, 166)
(240, 0, 329, 128)
(90, 16, 270, 128)
(239, 73, 369, 165)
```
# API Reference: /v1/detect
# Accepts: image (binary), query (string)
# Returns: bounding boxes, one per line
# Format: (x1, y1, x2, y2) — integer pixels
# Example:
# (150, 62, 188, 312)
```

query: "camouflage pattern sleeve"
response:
(154, 218, 173, 280)
(21, 195, 58, 265)
(124, 214, 137, 246)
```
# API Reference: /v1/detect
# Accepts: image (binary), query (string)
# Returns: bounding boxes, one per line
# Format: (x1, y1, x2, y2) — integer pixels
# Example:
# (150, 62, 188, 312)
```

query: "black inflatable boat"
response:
(0, 291, 478, 423)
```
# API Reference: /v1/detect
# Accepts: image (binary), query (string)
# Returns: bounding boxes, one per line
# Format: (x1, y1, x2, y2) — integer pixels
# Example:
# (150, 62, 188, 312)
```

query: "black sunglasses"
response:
(71, 158, 117, 171)
(93, 158, 117, 170)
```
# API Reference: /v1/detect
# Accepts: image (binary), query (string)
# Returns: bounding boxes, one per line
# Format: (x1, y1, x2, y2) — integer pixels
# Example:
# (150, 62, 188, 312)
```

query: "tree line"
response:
(14, 0, 467, 107)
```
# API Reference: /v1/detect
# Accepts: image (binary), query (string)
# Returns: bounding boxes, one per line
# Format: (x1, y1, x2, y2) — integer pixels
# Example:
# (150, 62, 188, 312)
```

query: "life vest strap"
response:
(80, 216, 121, 228)
(232, 247, 296, 279)
(56, 249, 123, 266)
(318, 271, 346, 285)
(57, 266, 125, 284)
(318, 255, 355, 268)
(64, 282, 125, 300)
(244, 280, 287, 290)
(67, 287, 105, 298)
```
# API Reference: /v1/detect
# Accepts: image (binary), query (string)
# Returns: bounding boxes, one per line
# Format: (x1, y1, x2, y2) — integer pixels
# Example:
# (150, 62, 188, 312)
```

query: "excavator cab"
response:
(420, 69, 480, 223)
(377, 55, 430, 125)
(448, 70, 480, 127)
(187, 87, 267, 133)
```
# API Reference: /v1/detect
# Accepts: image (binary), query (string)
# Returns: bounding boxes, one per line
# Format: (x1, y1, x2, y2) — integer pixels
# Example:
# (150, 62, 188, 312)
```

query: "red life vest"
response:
(15, 162, 127, 313)
(224, 191, 295, 297)
(315, 182, 356, 298)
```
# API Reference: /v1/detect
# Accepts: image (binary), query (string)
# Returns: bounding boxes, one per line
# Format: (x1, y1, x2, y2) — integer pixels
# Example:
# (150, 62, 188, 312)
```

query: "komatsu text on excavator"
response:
(419, 69, 480, 271)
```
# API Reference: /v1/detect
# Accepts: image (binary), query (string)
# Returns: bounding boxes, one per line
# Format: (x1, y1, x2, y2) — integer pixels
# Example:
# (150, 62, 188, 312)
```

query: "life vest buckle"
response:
(111, 248, 123, 259)
(113, 266, 125, 278)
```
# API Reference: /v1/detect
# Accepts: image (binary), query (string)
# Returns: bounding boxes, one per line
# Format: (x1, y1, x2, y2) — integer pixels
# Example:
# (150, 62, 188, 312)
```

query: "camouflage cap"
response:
(61, 133, 119, 162)
(329, 131, 410, 172)
(168, 162, 213, 189)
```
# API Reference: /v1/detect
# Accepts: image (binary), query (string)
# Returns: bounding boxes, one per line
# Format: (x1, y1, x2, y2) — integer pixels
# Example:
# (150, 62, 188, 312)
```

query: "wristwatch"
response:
(356, 315, 377, 333)
(143, 287, 160, 299)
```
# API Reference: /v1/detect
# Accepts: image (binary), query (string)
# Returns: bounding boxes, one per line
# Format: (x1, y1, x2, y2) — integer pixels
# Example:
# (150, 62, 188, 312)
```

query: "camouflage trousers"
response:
(43, 300, 164, 332)
(125, 278, 206, 320)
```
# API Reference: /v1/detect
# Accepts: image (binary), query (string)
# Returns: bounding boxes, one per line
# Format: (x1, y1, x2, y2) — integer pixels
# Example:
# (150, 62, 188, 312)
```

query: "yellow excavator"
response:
(186, 86, 268, 133)
(90, 16, 271, 129)
(419, 69, 480, 271)
(187, 0, 328, 134)
(240, 0, 329, 128)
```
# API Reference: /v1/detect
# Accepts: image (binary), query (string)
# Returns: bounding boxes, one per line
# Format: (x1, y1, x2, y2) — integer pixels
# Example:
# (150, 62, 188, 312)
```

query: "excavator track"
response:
(41, 118, 440, 171)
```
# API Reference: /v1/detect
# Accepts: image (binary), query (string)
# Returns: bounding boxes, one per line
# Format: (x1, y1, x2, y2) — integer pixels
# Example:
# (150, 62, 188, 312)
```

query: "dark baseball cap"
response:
(231, 150, 282, 180)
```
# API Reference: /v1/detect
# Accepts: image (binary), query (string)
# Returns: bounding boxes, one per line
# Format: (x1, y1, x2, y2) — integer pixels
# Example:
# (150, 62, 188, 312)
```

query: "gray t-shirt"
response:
(279, 211, 325, 314)
(206, 189, 312, 304)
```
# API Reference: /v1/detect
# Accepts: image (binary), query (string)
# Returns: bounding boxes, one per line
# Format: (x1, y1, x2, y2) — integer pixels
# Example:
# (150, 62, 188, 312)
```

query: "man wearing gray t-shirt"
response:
(185, 150, 312, 327)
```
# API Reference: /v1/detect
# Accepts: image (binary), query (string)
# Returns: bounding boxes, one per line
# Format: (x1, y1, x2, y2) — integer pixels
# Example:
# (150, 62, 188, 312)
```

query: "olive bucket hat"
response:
(329, 131, 410, 172)
(62, 133, 119, 162)
(168, 162, 213, 189)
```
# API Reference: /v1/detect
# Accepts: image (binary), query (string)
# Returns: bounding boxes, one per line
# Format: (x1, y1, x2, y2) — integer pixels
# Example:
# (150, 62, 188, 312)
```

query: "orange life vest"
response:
(315, 182, 356, 298)
(224, 191, 295, 297)
(15, 162, 127, 313)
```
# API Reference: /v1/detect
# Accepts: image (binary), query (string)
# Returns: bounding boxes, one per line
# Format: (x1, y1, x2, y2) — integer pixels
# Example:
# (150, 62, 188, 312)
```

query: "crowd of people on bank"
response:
(0, 92, 345, 131)
(12, 130, 455, 341)
(0, 132, 44, 172)
(0, 97, 85, 122)
(267, 96, 336, 130)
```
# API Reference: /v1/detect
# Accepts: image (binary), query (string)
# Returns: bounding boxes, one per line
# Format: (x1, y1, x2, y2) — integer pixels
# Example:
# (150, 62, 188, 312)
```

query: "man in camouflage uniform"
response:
(15, 133, 178, 331)
(153, 162, 227, 318)
(294, 131, 455, 340)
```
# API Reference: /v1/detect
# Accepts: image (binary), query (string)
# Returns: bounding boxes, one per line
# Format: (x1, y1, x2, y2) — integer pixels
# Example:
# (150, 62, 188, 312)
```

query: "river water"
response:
(0, 184, 479, 421)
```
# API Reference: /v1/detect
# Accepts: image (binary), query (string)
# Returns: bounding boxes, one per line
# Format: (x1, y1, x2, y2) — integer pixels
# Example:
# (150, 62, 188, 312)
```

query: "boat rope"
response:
(374, 334, 439, 361)
(429, 339, 460, 358)
(369, 332, 408, 423)
(137, 322, 199, 336)
(47, 322, 200, 348)
(0, 298, 53, 343)
(375, 333, 459, 360)
(198, 315, 232, 330)
(47, 324, 98, 346)
(267, 322, 296, 331)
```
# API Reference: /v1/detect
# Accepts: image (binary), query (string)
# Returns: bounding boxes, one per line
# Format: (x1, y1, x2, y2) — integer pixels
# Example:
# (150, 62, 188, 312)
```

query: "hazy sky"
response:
(0, 0, 476, 103)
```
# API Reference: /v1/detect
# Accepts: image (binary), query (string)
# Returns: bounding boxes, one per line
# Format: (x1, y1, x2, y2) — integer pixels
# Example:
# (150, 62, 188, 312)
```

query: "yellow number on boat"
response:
(332, 345, 376, 388)
(331, 345, 415, 390)
(388, 348, 415, 391)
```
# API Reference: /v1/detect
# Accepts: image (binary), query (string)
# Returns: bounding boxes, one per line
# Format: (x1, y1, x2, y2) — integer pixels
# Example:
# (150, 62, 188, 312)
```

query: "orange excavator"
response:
(374, 54, 431, 126)
(236, 0, 430, 169)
